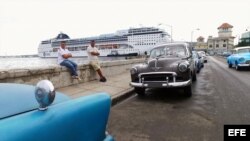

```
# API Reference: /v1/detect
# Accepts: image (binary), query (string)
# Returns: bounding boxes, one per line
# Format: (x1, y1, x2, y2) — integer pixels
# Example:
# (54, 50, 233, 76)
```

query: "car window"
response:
(150, 47, 165, 58)
(198, 51, 205, 56)
(237, 48, 250, 54)
(150, 45, 187, 58)
(197, 52, 202, 57)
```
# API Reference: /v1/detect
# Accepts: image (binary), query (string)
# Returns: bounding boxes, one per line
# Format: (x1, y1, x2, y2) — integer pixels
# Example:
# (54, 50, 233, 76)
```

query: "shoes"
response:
(77, 77, 82, 81)
(72, 75, 81, 80)
(100, 77, 107, 82)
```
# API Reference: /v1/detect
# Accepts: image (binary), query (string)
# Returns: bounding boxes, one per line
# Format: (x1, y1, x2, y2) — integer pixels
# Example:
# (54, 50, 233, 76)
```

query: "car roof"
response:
(197, 51, 205, 54)
(234, 46, 250, 51)
(0, 83, 70, 119)
(153, 42, 189, 49)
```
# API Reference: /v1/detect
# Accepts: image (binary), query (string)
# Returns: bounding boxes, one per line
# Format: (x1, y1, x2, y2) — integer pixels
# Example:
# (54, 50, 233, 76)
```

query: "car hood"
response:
(146, 57, 183, 72)
(0, 83, 70, 119)
(240, 53, 250, 60)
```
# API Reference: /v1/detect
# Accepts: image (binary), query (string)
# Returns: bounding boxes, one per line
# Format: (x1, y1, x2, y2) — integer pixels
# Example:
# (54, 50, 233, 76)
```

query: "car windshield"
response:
(192, 51, 198, 58)
(198, 51, 206, 56)
(150, 45, 187, 58)
(237, 48, 250, 54)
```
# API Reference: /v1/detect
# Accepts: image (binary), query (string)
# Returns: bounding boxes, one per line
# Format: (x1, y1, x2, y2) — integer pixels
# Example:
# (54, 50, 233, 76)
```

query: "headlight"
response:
(130, 67, 138, 75)
(239, 57, 245, 62)
(178, 63, 188, 72)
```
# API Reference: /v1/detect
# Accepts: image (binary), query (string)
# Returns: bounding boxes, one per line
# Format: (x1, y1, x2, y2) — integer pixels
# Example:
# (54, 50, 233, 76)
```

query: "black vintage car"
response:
(130, 43, 196, 97)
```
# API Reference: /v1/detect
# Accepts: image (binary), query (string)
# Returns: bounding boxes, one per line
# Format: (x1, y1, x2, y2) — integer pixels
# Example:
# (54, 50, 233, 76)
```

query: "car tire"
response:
(228, 63, 232, 68)
(192, 71, 197, 82)
(184, 85, 192, 97)
(134, 87, 145, 96)
(235, 64, 240, 71)
(196, 69, 200, 73)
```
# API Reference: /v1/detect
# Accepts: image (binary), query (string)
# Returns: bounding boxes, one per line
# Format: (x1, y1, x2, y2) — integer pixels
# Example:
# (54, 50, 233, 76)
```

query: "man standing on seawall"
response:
(87, 40, 107, 82)
(58, 40, 80, 80)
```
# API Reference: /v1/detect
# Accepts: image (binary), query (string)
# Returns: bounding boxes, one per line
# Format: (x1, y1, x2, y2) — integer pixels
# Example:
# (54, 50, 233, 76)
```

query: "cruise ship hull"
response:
(38, 27, 170, 58)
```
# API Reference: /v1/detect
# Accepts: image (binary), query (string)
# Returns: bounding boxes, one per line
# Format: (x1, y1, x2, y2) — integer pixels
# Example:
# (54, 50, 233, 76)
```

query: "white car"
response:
(198, 51, 207, 63)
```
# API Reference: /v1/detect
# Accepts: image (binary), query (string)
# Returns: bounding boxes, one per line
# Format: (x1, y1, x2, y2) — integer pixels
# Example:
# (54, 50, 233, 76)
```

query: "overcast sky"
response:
(0, 0, 250, 55)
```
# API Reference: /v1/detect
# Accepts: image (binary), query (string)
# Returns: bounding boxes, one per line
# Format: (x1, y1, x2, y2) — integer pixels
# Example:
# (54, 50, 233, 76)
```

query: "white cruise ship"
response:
(38, 27, 170, 57)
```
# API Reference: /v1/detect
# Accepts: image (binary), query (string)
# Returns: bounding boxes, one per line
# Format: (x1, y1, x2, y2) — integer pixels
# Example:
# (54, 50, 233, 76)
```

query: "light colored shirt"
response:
(57, 47, 71, 64)
(87, 46, 99, 61)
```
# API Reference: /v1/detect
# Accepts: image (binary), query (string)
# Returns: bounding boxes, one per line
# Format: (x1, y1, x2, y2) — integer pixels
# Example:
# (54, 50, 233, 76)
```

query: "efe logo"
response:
(228, 129, 246, 136)
(224, 125, 250, 141)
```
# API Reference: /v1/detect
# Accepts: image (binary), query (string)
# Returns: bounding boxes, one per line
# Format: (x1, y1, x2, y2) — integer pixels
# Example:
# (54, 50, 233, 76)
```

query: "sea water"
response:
(0, 57, 127, 70)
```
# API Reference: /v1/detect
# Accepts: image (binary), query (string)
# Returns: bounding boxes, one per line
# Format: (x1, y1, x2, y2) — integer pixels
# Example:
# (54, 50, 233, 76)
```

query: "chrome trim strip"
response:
(138, 72, 177, 86)
(173, 76, 176, 82)
(238, 64, 250, 67)
(130, 79, 191, 88)
(138, 72, 177, 77)
(143, 81, 172, 83)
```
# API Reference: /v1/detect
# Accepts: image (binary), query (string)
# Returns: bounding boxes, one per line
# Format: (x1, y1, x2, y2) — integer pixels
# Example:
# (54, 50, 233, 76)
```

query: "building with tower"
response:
(194, 36, 208, 51)
(207, 23, 235, 54)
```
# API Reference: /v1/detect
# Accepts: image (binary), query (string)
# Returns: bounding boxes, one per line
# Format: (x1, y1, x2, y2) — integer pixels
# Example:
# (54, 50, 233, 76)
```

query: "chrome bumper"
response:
(130, 79, 191, 88)
(238, 64, 250, 67)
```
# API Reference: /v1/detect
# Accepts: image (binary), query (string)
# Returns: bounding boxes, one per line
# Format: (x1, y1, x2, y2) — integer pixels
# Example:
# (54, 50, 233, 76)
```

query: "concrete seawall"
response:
(0, 59, 144, 88)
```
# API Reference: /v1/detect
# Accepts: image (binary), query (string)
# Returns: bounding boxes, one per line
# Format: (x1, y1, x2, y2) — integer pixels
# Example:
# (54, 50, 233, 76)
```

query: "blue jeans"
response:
(60, 60, 78, 76)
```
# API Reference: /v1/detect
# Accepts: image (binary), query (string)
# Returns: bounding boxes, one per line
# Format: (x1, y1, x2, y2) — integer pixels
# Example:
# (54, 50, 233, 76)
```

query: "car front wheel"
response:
(235, 64, 240, 71)
(196, 68, 200, 73)
(192, 71, 197, 82)
(184, 85, 192, 97)
(134, 87, 145, 96)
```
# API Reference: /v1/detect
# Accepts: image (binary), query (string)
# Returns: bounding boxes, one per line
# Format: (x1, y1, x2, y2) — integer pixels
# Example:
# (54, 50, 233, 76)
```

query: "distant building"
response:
(207, 23, 235, 54)
(194, 36, 208, 51)
(238, 31, 250, 46)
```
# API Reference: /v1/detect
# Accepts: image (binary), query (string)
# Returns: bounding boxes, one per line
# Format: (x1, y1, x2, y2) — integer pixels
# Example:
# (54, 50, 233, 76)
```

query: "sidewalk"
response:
(57, 71, 134, 104)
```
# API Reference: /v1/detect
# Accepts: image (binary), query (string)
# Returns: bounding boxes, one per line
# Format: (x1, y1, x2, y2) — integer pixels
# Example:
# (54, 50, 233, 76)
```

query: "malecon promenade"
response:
(0, 58, 144, 104)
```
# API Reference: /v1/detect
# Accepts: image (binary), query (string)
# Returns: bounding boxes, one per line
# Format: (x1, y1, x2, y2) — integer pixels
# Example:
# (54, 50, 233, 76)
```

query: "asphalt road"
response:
(107, 56, 250, 141)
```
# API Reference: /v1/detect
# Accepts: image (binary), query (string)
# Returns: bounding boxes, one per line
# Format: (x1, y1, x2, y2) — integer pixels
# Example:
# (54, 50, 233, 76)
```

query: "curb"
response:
(111, 88, 135, 106)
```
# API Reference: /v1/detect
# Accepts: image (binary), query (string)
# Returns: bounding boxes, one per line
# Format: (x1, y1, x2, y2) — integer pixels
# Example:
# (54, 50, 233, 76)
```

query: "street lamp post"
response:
(191, 28, 200, 49)
(158, 23, 173, 42)
(246, 26, 250, 31)
(246, 27, 250, 46)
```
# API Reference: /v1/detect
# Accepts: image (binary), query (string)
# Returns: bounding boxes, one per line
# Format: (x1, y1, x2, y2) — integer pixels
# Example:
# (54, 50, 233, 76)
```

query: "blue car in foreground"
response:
(227, 46, 250, 70)
(0, 80, 114, 141)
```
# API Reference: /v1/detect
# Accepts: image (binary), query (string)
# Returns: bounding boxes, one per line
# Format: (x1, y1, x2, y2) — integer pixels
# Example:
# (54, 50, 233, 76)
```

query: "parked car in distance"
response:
(227, 46, 250, 70)
(192, 51, 202, 73)
(130, 43, 196, 97)
(0, 80, 114, 141)
(222, 51, 232, 57)
(198, 51, 207, 63)
(208, 51, 215, 56)
(196, 52, 204, 68)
